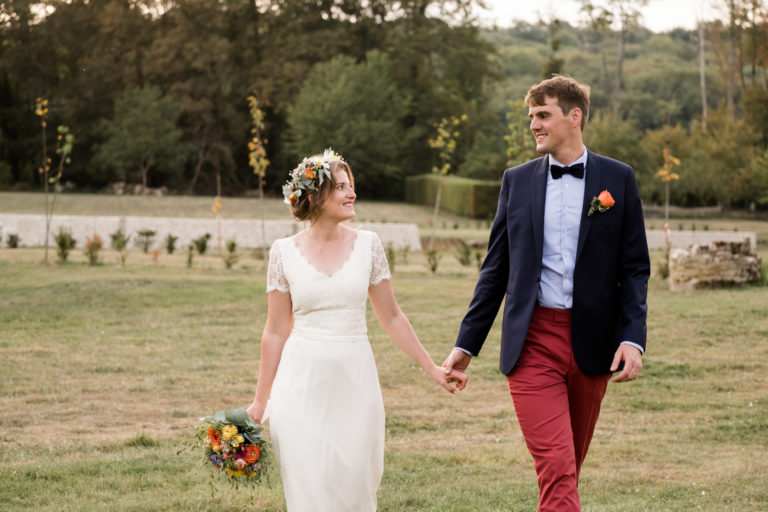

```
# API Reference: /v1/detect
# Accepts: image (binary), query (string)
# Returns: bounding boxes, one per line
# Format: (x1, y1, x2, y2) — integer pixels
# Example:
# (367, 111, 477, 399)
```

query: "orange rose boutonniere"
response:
(588, 189, 615, 216)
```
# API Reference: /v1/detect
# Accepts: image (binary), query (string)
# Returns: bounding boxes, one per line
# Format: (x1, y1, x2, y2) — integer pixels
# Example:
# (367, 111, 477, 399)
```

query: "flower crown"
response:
(282, 149, 346, 205)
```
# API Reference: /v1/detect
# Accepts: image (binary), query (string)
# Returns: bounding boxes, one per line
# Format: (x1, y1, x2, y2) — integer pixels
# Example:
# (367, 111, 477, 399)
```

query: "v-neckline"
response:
(290, 230, 360, 279)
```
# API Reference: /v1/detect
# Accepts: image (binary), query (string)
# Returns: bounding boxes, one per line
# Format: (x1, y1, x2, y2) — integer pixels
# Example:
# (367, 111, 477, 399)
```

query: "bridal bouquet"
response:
(198, 407, 269, 482)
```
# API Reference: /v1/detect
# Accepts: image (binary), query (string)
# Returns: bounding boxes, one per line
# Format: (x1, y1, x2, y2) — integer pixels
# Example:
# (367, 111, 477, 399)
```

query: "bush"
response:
(135, 229, 156, 253)
(164, 234, 178, 254)
(405, 174, 500, 219)
(222, 238, 238, 269)
(110, 229, 130, 267)
(186, 244, 194, 268)
(657, 247, 670, 280)
(385, 244, 396, 274)
(455, 240, 473, 266)
(193, 233, 211, 255)
(55, 228, 76, 263)
(7, 233, 19, 248)
(84, 233, 103, 265)
(425, 249, 441, 274)
(474, 251, 484, 271)
(400, 244, 411, 265)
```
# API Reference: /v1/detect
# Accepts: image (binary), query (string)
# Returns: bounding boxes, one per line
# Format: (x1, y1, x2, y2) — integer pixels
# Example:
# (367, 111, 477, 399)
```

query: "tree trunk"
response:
(215, 171, 222, 254)
(613, 26, 625, 119)
(726, 0, 737, 119)
(41, 123, 50, 264)
(258, 175, 267, 264)
(699, 21, 708, 131)
(429, 178, 443, 251)
(141, 159, 149, 191)
(186, 146, 207, 194)
(186, 126, 211, 194)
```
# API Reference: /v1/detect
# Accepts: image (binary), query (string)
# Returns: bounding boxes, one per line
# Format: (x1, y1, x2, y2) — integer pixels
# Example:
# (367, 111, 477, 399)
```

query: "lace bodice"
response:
(266, 230, 391, 339)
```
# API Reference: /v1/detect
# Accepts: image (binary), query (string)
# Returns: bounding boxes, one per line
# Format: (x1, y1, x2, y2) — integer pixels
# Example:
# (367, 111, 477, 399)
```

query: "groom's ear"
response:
(569, 107, 582, 129)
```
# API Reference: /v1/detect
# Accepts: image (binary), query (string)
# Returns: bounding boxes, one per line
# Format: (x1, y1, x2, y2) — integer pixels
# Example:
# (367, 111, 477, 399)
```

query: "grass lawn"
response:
(1, 245, 767, 511)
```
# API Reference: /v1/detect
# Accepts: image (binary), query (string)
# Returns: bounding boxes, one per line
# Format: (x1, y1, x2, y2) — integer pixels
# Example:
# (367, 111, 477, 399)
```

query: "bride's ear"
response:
(307, 193, 314, 204)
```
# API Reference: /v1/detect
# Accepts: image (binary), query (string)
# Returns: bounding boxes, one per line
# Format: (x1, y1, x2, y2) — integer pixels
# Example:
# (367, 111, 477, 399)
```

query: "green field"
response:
(1, 241, 767, 511)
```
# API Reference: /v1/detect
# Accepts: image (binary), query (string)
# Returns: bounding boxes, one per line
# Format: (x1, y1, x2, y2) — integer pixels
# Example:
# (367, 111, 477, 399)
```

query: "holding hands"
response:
(428, 363, 468, 394)
(442, 348, 472, 379)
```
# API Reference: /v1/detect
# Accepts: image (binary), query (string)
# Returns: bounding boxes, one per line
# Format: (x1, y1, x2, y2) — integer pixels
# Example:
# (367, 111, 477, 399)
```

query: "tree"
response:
(247, 95, 270, 262)
(286, 51, 405, 198)
(541, 18, 565, 79)
(654, 148, 681, 221)
(427, 114, 466, 250)
(384, 13, 496, 179)
(504, 99, 538, 168)
(749, 147, 768, 207)
(610, 0, 649, 118)
(699, 20, 709, 130)
(579, 1, 613, 103)
(743, 85, 768, 148)
(580, 0, 649, 118)
(94, 86, 190, 189)
(143, 0, 242, 194)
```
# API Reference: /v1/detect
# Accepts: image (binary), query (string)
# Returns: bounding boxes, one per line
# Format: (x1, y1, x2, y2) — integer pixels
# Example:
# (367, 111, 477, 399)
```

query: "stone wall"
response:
(646, 229, 757, 250)
(0, 214, 422, 251)
(668, 239, 763, 291)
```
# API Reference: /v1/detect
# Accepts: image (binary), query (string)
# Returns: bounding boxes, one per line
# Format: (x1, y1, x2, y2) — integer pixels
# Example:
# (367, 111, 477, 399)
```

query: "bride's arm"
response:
(369, 280, 466, 393)
(247, 290, 292, 423)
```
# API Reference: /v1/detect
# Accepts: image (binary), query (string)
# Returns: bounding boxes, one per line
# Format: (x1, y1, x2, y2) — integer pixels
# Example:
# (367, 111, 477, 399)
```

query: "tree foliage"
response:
(0, 0, 767, 208)
(287, 51, 405, 198)
(93, 86, 190, 189)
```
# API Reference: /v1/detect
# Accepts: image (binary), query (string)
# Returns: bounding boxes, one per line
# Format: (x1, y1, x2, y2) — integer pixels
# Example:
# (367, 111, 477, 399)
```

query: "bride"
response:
(246, 149, 467, 511)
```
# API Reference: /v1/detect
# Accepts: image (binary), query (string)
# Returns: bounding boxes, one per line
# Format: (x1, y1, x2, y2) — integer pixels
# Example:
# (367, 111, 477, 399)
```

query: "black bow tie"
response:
(550, 162, 584, 180)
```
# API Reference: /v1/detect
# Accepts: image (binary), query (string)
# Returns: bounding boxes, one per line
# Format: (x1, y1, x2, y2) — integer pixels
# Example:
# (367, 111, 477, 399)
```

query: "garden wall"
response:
(0, 214, 422, 251)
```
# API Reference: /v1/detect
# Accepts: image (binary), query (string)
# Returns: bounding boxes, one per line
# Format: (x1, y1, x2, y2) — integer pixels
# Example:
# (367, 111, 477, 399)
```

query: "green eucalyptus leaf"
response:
(225, 407, 250, 426)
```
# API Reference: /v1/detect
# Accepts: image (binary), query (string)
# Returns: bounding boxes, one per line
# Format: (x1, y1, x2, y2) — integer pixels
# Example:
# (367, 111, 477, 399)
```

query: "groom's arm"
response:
(612, 166, 650, 382)
(617, 166, 650, 351)
(453, 171, 512, 357)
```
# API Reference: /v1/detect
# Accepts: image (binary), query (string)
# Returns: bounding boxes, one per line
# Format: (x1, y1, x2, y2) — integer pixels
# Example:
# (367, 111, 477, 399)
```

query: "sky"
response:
(476, 0, 721, 33)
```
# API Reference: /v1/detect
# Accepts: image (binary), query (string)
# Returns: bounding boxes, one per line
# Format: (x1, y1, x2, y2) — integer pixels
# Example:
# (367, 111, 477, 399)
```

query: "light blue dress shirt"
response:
(538, 148, 643, 355)
(538, 151, 588, 310)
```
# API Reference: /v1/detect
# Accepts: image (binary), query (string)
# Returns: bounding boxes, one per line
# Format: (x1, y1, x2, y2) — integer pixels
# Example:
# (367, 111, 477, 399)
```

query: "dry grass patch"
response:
(1, 247, 767, 511)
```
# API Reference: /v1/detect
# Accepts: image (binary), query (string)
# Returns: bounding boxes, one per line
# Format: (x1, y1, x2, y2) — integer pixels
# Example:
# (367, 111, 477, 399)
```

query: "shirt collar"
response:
(549, 146, 588, 169)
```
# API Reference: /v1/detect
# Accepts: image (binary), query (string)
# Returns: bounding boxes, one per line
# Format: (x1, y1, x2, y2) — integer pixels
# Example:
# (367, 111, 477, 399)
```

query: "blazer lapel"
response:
(576, 151, 601, 263)
(531, 157, 548, 266)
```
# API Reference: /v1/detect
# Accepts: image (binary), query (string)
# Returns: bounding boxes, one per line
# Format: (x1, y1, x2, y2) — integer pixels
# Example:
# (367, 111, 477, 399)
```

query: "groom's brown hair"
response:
(525, 75, 590, 131)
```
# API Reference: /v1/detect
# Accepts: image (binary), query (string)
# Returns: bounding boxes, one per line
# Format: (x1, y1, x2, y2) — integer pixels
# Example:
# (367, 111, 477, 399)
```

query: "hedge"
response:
(404, 174, 501, 219)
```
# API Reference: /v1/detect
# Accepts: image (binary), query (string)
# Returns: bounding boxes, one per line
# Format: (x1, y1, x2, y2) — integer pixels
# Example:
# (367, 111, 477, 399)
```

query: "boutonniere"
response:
(587, 189, 615, 216)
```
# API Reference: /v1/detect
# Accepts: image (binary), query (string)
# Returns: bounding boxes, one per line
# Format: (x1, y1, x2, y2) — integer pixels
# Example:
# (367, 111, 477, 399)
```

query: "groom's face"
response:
(528, 95, 580, 158)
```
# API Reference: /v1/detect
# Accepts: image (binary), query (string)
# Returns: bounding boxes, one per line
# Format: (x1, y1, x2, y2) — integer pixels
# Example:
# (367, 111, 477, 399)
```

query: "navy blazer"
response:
(455, 151, 650, 375)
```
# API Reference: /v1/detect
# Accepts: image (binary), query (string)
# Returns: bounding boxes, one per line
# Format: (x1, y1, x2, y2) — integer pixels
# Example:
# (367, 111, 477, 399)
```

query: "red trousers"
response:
(506, 306, 611, 512)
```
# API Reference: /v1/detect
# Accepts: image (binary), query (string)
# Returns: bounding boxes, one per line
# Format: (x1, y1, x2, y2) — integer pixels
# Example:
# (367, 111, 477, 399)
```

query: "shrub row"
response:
(404, 174, 500, 219)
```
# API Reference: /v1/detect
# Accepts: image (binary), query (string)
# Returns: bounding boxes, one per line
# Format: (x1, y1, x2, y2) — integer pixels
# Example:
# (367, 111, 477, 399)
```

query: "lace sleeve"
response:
(370, 232, 392, 286)
(266, 240, 289, 293)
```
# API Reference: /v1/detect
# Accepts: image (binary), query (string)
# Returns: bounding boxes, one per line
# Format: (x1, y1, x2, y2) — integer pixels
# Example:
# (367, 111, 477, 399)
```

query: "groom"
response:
(444, 75, 650, 511)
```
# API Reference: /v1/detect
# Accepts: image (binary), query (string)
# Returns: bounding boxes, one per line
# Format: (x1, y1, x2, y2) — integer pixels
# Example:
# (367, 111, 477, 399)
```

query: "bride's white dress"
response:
(265, 229, 390, 512)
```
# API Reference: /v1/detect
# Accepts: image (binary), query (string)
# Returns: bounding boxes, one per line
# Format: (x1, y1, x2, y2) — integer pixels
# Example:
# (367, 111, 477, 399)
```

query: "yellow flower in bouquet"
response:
(221, 425, 238, 441)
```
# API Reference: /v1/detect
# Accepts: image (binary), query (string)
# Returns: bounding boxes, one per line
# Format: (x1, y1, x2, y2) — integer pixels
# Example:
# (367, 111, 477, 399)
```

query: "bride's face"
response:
(319, 169, 356, 222)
